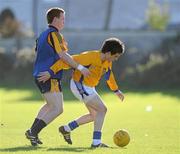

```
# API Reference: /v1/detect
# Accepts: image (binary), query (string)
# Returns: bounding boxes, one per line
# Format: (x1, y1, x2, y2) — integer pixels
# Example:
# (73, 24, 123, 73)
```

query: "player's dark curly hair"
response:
(101, 38, 125, 55)
(46, 7, 65, 24)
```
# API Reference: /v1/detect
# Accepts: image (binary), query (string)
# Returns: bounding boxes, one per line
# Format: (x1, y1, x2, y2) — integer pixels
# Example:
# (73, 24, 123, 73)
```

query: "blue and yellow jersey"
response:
(50, 51, 119, 91)
(33, 25, 68, 79)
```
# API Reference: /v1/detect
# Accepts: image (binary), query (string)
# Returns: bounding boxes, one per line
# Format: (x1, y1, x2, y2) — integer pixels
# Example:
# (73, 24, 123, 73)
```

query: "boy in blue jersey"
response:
(25, 7, 90, 146)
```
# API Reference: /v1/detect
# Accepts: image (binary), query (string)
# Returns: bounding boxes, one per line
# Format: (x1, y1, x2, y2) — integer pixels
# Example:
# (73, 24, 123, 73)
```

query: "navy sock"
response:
(68, 120, 79, 131)
(93, 131, 102, 140)
(31, 119, 47, 136)
(30, 118, 39, 130)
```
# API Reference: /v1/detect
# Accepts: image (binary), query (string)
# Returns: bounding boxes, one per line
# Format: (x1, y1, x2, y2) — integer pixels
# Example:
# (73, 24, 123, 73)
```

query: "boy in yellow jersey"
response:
(39, 37, 125, 148)
(25, 7, 90, 146)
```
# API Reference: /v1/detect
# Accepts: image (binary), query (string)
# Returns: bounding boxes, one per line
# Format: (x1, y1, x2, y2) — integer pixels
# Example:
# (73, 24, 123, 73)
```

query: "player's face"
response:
(55, 13, 65, 30)
(106, 52, 121, 62)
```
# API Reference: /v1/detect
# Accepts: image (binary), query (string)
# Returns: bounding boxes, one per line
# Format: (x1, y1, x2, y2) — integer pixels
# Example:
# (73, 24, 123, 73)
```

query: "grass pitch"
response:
(0, 85, 179, 154)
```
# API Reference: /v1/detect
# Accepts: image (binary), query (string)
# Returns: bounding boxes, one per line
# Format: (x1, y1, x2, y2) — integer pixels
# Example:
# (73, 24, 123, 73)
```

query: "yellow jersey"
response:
(50, 50, 119, 91)
(47, 31, 68, 53)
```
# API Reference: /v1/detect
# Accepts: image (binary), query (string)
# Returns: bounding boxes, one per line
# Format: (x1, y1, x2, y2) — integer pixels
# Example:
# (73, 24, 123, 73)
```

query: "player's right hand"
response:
(37, 71, 51, 83)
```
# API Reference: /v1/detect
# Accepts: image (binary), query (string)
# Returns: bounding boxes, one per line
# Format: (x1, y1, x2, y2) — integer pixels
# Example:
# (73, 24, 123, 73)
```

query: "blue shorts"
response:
(34, 78, 62, 94)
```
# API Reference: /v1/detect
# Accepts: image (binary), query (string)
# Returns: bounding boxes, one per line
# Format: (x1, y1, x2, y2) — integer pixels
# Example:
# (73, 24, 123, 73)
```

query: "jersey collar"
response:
(48, 25, 59, 32)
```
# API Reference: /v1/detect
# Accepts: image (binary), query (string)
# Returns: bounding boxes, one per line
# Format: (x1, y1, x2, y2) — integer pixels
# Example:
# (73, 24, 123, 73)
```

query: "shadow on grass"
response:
(0, 145, 44, 152)
(47, 146, 92, 153)
(0, 81, 77, 102)
(0, 145, 120, 153)
(47, 145, 122, 152)
(1, 81, 180, 102)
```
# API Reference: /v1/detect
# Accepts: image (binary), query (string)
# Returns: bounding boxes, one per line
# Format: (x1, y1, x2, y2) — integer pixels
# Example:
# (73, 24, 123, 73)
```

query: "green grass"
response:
(0, 85, 180, 154)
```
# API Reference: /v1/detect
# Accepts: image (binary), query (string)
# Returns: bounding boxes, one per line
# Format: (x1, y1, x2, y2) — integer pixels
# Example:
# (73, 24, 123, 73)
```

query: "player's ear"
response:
(106, 52, 111, 57)
(53, 17, 58, 23)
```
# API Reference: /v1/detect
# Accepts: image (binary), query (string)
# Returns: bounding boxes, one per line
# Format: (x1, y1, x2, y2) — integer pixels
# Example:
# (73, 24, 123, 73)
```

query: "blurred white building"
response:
(0, 0, 179, 35)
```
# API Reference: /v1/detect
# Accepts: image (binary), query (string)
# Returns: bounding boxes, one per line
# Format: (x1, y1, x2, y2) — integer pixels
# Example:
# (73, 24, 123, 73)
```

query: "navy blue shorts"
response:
(35, 78, 62, 94)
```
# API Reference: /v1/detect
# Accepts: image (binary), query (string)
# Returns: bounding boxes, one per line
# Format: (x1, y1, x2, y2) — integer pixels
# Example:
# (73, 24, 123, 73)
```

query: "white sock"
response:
(93, 139, 101, 145)
(64, 125, 71, 132)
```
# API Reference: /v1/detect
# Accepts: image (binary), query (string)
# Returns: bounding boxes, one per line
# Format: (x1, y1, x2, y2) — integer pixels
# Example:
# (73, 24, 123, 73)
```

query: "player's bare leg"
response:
(26, 92, 63, 146)
(59, 105, 96, 144)
(38, 92, 63, 124)
(75, 105, 96, 125)
(59, 94, 108, 147)
(85, 95, 107, 131)
(85, 95, 108, 147)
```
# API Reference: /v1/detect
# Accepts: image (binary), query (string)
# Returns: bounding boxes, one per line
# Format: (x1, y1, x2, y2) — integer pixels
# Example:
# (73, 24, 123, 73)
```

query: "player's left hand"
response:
(80, 67, 91, 77)
(37, 71, 51, 83)
(115, 90, 124, 102)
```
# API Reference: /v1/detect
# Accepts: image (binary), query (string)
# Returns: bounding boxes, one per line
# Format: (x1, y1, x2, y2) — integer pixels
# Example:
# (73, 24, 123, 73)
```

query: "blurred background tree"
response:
(146, 0, 169, 31)
(122, 32, 180, 88)
(0, 0, 179, 88)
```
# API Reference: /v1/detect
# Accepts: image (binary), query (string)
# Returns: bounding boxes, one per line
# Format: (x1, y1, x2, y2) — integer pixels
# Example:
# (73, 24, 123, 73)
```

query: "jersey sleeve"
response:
(50, 51, 95, 74)
(50, 59, 71, 74)
(71, 51, 95, 66)
(47, 32, 68, 54)
(104, 62, 119, 92)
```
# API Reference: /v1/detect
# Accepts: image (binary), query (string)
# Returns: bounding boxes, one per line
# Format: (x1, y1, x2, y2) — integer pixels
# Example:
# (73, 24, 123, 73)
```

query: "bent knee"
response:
(90, 113, 96, 121)
(56, 107, 63, 116)
(102, 106, 107, 113)
(97, 105, 107, 114)
(49, 105, 63, 116)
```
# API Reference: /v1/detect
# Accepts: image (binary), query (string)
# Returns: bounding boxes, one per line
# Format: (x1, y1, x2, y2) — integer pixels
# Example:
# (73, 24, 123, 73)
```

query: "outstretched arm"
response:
(51, 52, 96, 74)
(37, 32, 90, 82)
(38, 51, 95, 82)
(105, 64, 124, 102)
(58, 52, 90, 76)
